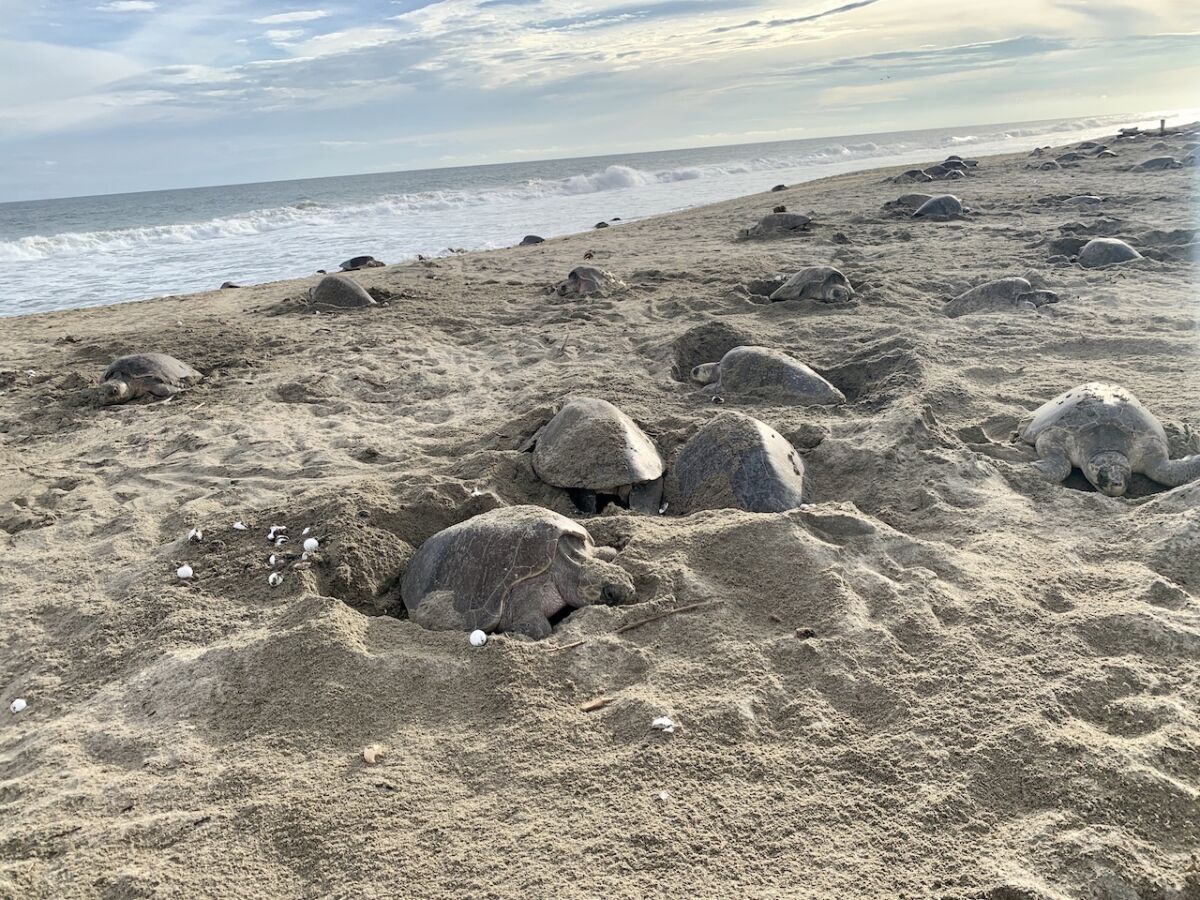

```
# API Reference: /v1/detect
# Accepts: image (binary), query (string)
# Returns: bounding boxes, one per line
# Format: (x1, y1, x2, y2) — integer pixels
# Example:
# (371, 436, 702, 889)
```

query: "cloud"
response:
(265, 29, 305, 43)
(95, 1, 158, 10)
(252, 10, 329, 24)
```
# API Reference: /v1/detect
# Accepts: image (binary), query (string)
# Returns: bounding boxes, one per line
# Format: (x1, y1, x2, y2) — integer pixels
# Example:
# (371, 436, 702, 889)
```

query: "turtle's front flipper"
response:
(628, 477, 664, 515)
(1032, 449, 1072, 483)
(1142, 451, 1200, 488)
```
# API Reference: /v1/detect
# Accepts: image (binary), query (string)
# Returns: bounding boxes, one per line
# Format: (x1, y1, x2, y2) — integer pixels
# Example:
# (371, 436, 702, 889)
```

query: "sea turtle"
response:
(1019, 382, 1200, 496)
(883, 192, 933, 212)
(339, 256, 384, 271)
(1056, 152, 1088, 163)
(1038, 160, 1062, 171)
(1063, 195, 1104, 206)
(531, 398, 664, 513)
(738, 212, 812, 239)
(771, 184, 788, 192)
(769, 266, 854, 303)
(666, 411, 806, 515)
(1078, 238, 1142, 268)
(1096, 150, 1118, 158)
(1077, 141, 1101, 150)
(400, 505, 635, 639)
(923, 164, 952, 179)
(942, 169, 967, 180)
(945, 155, 978, 167)
(1135, 157, 1182, 171)
(690, 346, 845, 405)
(553, 266, 625, 297)
(943, 277, 1059, 318)
(941, 159, 969, 171)
(519, 235, 545, 245)
(310, 273, 377, 307)
(97, 353, 202, 405)
(912, 195, 968, 220)
(893, 169, 933, 184)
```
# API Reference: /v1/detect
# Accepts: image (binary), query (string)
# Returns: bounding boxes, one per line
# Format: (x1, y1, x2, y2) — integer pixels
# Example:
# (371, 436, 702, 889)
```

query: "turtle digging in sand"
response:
(311, 274, 377, 307)
(531, 398, 664, 514)
(912, 195, 969, 220)
(401, 505, 635, 639)
(554, 266, 625, 297)
(769, 266, 854, 303)
(1077, 238, 1142, 269)
(691, 346, 845, 405)
(1019, 382, 1200, 496)
(738, 213, 811, 240)
(97, 353, 202, 405)
(943, 277, 1059, 318)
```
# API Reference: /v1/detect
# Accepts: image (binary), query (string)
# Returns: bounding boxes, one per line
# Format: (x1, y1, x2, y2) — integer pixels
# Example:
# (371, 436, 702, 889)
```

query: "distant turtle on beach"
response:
(97, 353, 202, 405)
(400, 505, 635, 639)
(690, 346, 845, 405)
(769, 266, 855, 303)
(1056, 152, 1088, 163)
(1037, 161, 1062, 171)
(531, 397, 665, 514)
(553, 266, 625, 297)
(893, 169, 933, 184)
(519, 235, 545, 245)
(1019, 382, 1200, 496)
(310, 273, 377, 307)
(883, 192, 933, 212)
(339, 256, 384, 271)
(943, 277, 1059, 318)
(738, 212, 812, 240)
(1134, 157, 1182, 171)
(912, 195, 969, 220)
(666, 411, 806, 514)
(1077, 238, 1142, 268)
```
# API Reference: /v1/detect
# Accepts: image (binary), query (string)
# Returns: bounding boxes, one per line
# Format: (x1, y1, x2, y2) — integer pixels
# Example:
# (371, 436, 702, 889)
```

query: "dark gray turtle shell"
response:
(738, 213, 811, 239)
(769, 266, 854, 303)
(400, 505, 634, 637)
(666, 411, 805, 515)
(1135, 157, 1182, 171)
(554, 266, 624, 296)
(893, 169, 933, 184)
(100, 353, 202, 405)
(884, 192, 933, 211)
(1078, 238, 1142, 268)
(311, 274, 376, 307)
(519, 235, 545, 245)
(532, 398, 664, 491)
(339, 256, 384, 271)
(912, 195, 966, 220)
(692, 346, 845, 406)
(1021, 383, 1167, 448)
(1056, 152, 1088, 163)
(943, 277, 1059, 318)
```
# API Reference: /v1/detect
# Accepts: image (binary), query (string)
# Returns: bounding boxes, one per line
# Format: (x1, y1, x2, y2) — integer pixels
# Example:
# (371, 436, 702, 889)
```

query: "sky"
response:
(1, 0, 1198, 200)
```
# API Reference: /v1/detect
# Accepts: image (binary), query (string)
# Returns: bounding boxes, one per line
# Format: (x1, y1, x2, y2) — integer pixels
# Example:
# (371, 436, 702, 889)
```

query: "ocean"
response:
(0, 113, 1154, 317)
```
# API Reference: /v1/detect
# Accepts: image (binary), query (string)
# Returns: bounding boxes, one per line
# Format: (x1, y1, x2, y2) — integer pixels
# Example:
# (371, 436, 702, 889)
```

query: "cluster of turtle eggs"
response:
(175, 522, 320, 585)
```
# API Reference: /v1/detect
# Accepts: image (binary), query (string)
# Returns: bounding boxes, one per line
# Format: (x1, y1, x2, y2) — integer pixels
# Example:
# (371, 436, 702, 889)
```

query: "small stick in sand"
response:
(614, 599, 722, 634)
(580, 697, 613, 712)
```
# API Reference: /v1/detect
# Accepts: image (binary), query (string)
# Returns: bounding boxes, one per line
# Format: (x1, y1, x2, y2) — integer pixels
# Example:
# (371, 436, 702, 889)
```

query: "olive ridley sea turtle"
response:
(1077, 238, 1142, 268)
(400, 505, 635, 639)
(98, 353, 202, 405)
(666, 411, 806, 515)
(554, 266, 625, 297)
(912, 195, 968, 220)
(531, 398, 664, 513)
(943, 277, 1059, 318)
(769, 266, 854, 303)
(1019, 382, 1200, 496)
(738, 213, 811, 239)
(1134, 157, 1182, 171)
(691, 346, 845, 405)
(311, 274, 377, 307)
(339, 256, 384, 271)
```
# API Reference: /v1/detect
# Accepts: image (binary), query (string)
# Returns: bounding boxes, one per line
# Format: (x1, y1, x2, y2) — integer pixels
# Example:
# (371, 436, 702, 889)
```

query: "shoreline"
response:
(2, 125, 1198, 898)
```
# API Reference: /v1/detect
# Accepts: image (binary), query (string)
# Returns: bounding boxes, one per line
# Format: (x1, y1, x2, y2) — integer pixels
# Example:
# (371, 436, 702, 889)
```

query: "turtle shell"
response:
(704, 346, 845, 405)
(555, 266, 623, 297)
(912, 195, 965, 219)
(532, 398, 663, 491)
(1020, 383, 1167, 448)
(401, 506, 591, 633)
(769, 266, 854, 303)
(311, 274, 376, 307)
(739, 213, 811, 239)
(1077, 238, 1141, 269)
(666, 411, 805, 515)
(104, 353, 201, 386)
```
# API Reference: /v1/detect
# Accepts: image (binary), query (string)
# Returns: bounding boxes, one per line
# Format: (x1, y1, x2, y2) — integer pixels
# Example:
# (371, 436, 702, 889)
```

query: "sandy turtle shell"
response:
(691, 346, 845, 406)
(400, 505, 635, 639)
(339, 256, 384, 271)
(884, 192, 933, 212)
(554, 266, 625, 297)
(666, 411, 805, 515)
(769, 266, 854, 303)
(912, 195, 968, 220)
(311, 274, 377, 307)
(1135, 157, 1182, 171)
(1056, 152, 1088, 163)
(532, 398, 664, 513)
(99, 353, 202, 405)
(943, 277, 1059, 318)
(1078, 238, 1142, 268)
(893, 169, 933, 184)
(519, 235, 545, 245)
(1019, 382, 1200, 496)
(738, 213, 811, 239)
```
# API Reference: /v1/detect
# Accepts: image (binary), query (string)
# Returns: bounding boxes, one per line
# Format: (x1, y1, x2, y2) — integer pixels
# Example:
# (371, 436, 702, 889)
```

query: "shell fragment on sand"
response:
(269, 572, 283, 587)
(651, 716, 677, 734)
(10, 698, 27, 714)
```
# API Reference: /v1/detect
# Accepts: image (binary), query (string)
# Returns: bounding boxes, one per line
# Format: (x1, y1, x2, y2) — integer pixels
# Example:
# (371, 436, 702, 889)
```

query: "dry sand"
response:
(2, 129, 1198, 899)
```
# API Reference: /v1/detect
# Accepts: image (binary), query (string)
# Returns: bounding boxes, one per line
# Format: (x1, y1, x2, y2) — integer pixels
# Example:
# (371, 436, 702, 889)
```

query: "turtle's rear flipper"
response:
(628, 477, 664, 515)
(1143, 453, 1200, 488)
(149, 382, 181, 399)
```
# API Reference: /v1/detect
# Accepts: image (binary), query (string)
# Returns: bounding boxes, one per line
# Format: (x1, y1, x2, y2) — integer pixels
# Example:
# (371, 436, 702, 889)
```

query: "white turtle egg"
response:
(10, 698, 27, 714)
(176, 564, 193, 580)
(468, 630, 488, 647)
(268, 572, 283, 587)
(303, 537, 319, 552)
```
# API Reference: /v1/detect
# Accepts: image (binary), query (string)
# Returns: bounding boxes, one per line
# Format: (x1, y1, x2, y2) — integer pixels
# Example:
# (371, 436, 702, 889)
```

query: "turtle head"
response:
(1085, 451, 1131, 497)
(690, 362, 720, 385)
(98, 378, 130, 405)
(577, 556, 635, 608)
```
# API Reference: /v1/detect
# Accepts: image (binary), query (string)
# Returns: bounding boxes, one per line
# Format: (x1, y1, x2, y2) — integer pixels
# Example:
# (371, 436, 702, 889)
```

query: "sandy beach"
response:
(2, 129, 1198, 899)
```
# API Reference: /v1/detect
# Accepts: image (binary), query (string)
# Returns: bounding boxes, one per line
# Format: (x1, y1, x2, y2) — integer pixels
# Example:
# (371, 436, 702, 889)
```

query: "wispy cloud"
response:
(253, 10, 330, 24)
(95, 1, 158, 11)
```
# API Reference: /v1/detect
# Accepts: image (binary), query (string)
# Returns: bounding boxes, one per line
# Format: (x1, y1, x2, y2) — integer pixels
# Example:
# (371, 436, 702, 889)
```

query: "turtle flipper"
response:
(1142, 452, 1200, 488)
(148, 382, 181, 399)
(628, 477, 664, 515)
(1032, 449, 1072, 483)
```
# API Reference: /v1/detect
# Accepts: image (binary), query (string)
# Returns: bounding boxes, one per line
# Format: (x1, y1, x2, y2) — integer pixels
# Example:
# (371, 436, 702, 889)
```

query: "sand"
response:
(2, 129, 1198, 899)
